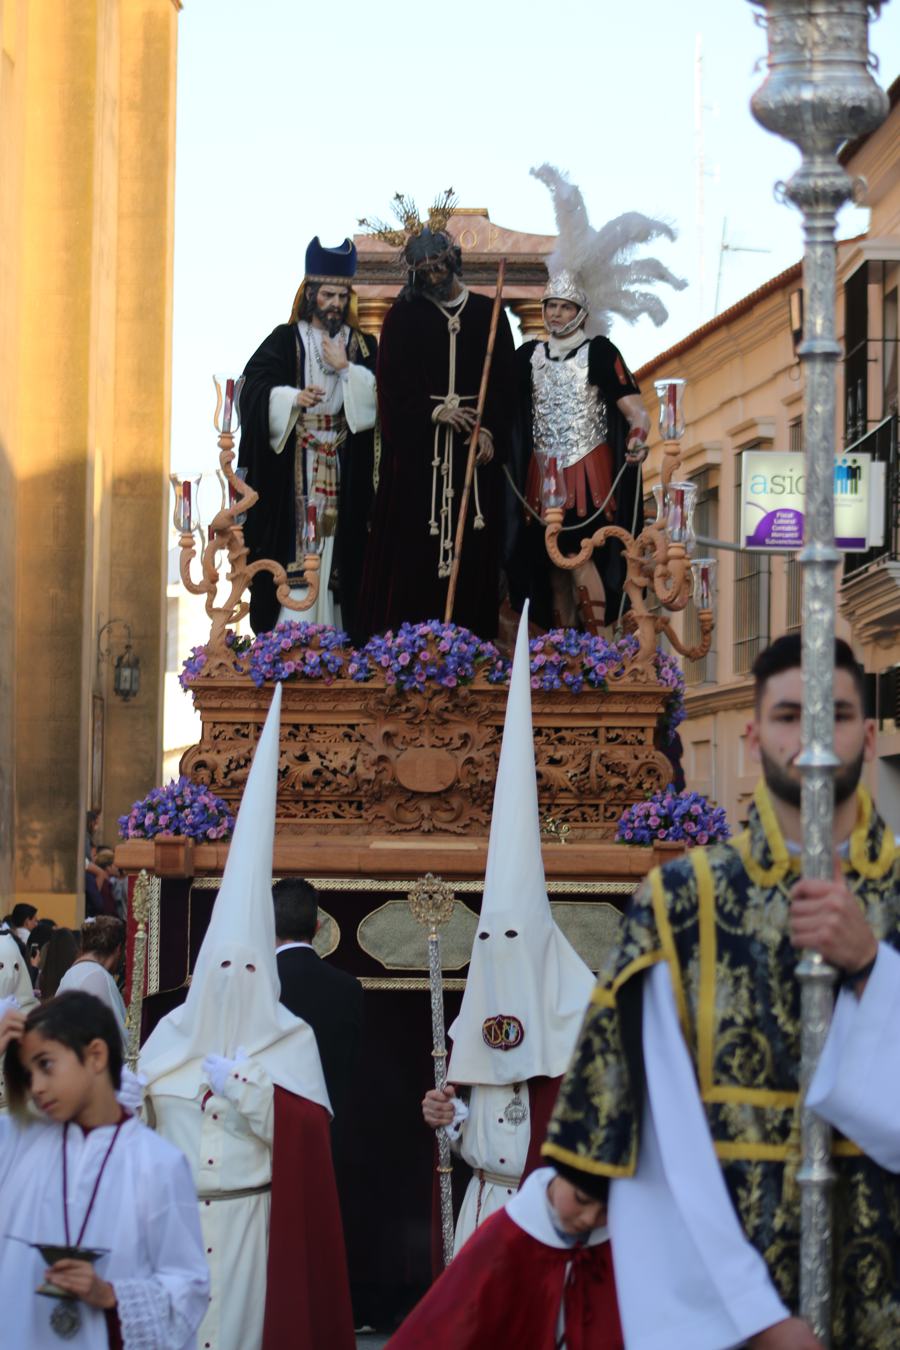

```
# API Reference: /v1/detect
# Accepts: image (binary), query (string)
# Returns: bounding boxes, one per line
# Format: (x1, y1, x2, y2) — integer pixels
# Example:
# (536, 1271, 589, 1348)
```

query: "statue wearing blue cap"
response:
(238, 237, 378, 636)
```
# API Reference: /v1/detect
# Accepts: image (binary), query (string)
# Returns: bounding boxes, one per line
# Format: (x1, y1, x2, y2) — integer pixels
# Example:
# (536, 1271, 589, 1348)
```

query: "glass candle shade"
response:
(170, 474, 201, 532)
(690, 557, 717, 610)
(654, 378, 686, 441)
(651, 483, 667, 528)
(296, 496, 324, 556)
(663, 480, 697, 549)
(227, 467, 249, 526)
(540, 454, 567, 513)
(213, 373, 246, 434)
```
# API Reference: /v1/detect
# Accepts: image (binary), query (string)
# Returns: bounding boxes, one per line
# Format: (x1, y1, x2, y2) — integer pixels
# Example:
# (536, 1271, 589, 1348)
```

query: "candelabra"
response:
(750, 5, 888, 1341)
(542, 377, 715, 677)
(171, 374, 323, 673)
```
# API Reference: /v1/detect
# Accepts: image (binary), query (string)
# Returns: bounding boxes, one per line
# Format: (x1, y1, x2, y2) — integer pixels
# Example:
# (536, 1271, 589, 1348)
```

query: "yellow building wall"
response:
(0, 0, 179, 923)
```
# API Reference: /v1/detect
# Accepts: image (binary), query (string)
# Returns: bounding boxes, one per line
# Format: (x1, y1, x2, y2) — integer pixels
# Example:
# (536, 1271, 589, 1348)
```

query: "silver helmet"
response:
(542, 270, 588, 336)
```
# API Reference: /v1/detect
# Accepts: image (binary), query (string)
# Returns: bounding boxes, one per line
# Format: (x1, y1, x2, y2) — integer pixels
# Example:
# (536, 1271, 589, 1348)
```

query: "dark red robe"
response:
(391, 1207, 623, 1350)
(356, 291, 515, 643)
(262, 1087, 355, 1350)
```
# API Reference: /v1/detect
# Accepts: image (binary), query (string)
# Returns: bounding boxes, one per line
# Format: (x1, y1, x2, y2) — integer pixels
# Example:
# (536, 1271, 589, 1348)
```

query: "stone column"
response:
(508, 299, 547, 340)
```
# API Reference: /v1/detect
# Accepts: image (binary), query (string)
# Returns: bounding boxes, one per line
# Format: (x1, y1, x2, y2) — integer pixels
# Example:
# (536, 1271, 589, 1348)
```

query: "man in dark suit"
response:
(274, 878, 363, 1120)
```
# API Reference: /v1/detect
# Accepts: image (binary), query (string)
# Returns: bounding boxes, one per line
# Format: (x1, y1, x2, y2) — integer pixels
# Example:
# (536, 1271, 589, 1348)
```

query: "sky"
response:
(170, 0, 900, 479)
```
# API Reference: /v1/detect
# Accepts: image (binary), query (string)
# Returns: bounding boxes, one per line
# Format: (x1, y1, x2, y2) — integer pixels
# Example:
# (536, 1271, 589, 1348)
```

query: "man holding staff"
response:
(543, 634, 900, 1349)
(356, 196, 515, 641)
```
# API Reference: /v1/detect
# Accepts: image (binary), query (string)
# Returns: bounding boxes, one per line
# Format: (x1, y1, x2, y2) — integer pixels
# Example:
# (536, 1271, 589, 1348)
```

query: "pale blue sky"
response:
(170, 0, 900, 477)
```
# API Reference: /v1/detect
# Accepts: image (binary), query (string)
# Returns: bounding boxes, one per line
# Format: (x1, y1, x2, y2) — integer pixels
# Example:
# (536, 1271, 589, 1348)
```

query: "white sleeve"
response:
(340, 362, 376, 433)
(113, 1150, 210, 1349)
(268, 386, 300, 453)
(609, 963, 788, 1350)
(806, 942, 900, 1170)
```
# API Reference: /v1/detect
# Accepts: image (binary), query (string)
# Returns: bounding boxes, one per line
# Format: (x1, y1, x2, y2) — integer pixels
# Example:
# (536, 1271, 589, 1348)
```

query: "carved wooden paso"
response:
(180, 674, 673, 838)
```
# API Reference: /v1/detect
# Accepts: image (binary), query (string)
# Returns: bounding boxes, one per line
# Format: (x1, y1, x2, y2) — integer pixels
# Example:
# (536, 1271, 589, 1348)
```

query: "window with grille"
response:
(733, 453, 770, 674)
(785, 418, 803, 632)
(685, 470, 718, 684)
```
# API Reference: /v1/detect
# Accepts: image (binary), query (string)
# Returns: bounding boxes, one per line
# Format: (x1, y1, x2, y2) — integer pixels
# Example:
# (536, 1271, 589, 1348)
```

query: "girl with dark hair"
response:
(0, 992, 209, 1347)
(57, 917, 127, 1046)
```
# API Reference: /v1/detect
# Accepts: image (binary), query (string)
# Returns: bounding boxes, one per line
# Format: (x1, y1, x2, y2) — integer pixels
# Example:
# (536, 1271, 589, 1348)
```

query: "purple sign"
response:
(745, 508, 803, 549)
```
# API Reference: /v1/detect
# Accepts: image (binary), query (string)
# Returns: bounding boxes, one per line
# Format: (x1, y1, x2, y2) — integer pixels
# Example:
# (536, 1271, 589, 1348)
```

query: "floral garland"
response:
(178, 621, 685, 736)
(179, 631, 252, 690)
(118, 776, 234, 841)
(615, 785, 730, 847)
(246, 621, 352, 688)
(353, 620, 507, 690)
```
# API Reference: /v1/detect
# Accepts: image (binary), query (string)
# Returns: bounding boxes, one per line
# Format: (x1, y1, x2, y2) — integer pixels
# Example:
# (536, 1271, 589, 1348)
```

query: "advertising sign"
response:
(740, 451, 884, 552)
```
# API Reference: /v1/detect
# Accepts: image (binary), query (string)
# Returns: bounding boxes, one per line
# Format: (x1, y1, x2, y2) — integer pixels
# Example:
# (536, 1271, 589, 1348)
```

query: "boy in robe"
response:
(389, 1166, 622, 1349)
(421, 604, 597, 1252)
(0, 990, 209, 1348)
(140, 684, 355, 1350)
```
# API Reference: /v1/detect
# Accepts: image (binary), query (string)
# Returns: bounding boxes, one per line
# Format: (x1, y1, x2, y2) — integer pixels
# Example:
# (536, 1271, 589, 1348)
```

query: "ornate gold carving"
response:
(181, 679, 671, 838)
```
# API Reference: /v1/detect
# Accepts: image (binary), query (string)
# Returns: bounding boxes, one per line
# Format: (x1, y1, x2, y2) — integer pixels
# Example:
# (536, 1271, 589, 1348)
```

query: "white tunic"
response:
(609, 947, 900, 1350)
(268, 322, 376, 628)
(58, 960, 128, 1047)
(150, 1058, 274, 1350)
(0, 1112, 209, 1349)
(454, 1083, 531, 1254)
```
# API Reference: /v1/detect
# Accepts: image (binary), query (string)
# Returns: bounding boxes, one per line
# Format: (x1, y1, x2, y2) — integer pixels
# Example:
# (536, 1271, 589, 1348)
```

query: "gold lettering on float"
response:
(487, 226, 500, 251)
(459, 228, 478, 250)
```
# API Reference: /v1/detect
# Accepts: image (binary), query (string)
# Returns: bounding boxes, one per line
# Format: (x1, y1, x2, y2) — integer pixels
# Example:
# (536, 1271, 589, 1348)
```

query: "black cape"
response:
(505, 335, 645, 630)
(237, 322, 378, 636)
(355, 291, 515, 643)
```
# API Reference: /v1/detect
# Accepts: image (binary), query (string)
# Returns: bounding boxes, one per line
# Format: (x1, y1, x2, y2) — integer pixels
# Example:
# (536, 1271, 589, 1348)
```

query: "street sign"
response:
(740, 451, 885, 552)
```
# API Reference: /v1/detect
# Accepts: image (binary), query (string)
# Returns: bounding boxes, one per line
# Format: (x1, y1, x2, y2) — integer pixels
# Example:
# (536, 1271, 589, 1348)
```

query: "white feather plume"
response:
(531, 164, 687, 338)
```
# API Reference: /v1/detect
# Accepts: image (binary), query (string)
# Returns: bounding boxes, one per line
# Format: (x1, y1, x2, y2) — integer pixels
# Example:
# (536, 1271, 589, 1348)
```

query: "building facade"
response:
(636, 76, 900, 832)
(0, 0, 180, 921)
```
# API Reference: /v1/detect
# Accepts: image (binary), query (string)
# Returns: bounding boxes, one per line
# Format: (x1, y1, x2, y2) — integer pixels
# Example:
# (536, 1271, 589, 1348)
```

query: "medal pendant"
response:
(49, 1299, 81, 1340)
(503, 1092, 528, 1127)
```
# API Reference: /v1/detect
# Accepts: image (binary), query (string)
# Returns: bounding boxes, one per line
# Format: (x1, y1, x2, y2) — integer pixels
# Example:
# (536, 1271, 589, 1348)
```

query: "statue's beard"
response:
(419, 273, 456, 302)
(318, 307, 346, 337)
(761, 747, 864, 809)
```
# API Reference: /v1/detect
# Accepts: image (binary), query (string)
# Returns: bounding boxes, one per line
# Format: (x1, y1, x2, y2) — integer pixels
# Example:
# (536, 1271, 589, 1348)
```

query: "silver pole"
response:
(748, 3, 888, 1340)
(409, 872, 458, 1268)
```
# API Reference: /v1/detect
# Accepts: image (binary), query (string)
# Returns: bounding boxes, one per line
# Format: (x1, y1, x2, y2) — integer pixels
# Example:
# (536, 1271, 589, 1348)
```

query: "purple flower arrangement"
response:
(246, 621, 352, 688)
(615, 785, 730, 847)
(179, 631, 252, 689)
(354, 620, 508, 691)
(177, 622, 685, 740)
(118, 776, 234, 841)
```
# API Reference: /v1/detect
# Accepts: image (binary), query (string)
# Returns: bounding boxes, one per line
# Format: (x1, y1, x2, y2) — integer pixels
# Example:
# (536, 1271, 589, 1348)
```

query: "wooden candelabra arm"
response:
(656, 610, 714, 662)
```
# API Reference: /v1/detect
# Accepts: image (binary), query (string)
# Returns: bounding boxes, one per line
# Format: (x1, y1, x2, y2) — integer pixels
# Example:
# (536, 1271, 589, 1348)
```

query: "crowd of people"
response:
(1, 629, 897, 1349)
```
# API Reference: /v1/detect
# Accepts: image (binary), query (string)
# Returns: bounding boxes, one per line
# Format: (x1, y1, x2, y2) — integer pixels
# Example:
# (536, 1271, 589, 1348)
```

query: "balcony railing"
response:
(841, 415, 900, 579)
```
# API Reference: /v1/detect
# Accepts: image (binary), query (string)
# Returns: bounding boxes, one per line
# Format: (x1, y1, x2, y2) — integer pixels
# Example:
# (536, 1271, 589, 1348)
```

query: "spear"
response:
(444, 258, 507, 623)
(409, 871, 458, 1268)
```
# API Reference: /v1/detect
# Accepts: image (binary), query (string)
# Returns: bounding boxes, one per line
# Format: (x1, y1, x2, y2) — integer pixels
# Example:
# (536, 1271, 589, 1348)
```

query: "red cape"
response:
(262, 1087, 355, 1350)
(392, 1208, 622, 1350)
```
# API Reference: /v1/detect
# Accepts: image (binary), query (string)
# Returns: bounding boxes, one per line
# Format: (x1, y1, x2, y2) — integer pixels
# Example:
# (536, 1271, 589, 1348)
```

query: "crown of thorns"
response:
(358, 189, 458, 251)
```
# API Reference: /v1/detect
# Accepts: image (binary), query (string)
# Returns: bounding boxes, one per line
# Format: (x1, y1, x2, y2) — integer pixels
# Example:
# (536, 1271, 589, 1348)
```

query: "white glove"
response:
(444, 1094, 469, 1142)
(0, 995, 20, 1020)
(202, 1047, 247, 1097)
(117, 1066, 147, 1114)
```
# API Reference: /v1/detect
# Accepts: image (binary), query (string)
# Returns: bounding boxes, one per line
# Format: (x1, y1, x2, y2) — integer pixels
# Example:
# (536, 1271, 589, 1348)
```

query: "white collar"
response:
(506, 1167, 608, 1249)
(547, 328, 588, 359)
(276, 941, 315, 954)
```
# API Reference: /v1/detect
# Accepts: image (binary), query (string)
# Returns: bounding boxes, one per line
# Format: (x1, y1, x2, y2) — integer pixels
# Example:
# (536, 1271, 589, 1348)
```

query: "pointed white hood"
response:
(140, 684, 331, 1112)
(0, 929, 37, 1010)
(447, 605, 594, 1085)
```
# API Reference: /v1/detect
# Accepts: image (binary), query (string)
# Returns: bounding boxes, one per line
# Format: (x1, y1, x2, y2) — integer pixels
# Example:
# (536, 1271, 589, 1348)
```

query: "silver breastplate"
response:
(531, 342, 608, 469)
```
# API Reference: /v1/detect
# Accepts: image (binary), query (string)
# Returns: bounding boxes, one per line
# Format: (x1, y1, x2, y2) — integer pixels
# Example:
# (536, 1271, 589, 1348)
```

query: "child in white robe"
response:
(0, 991, 209, 1349)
